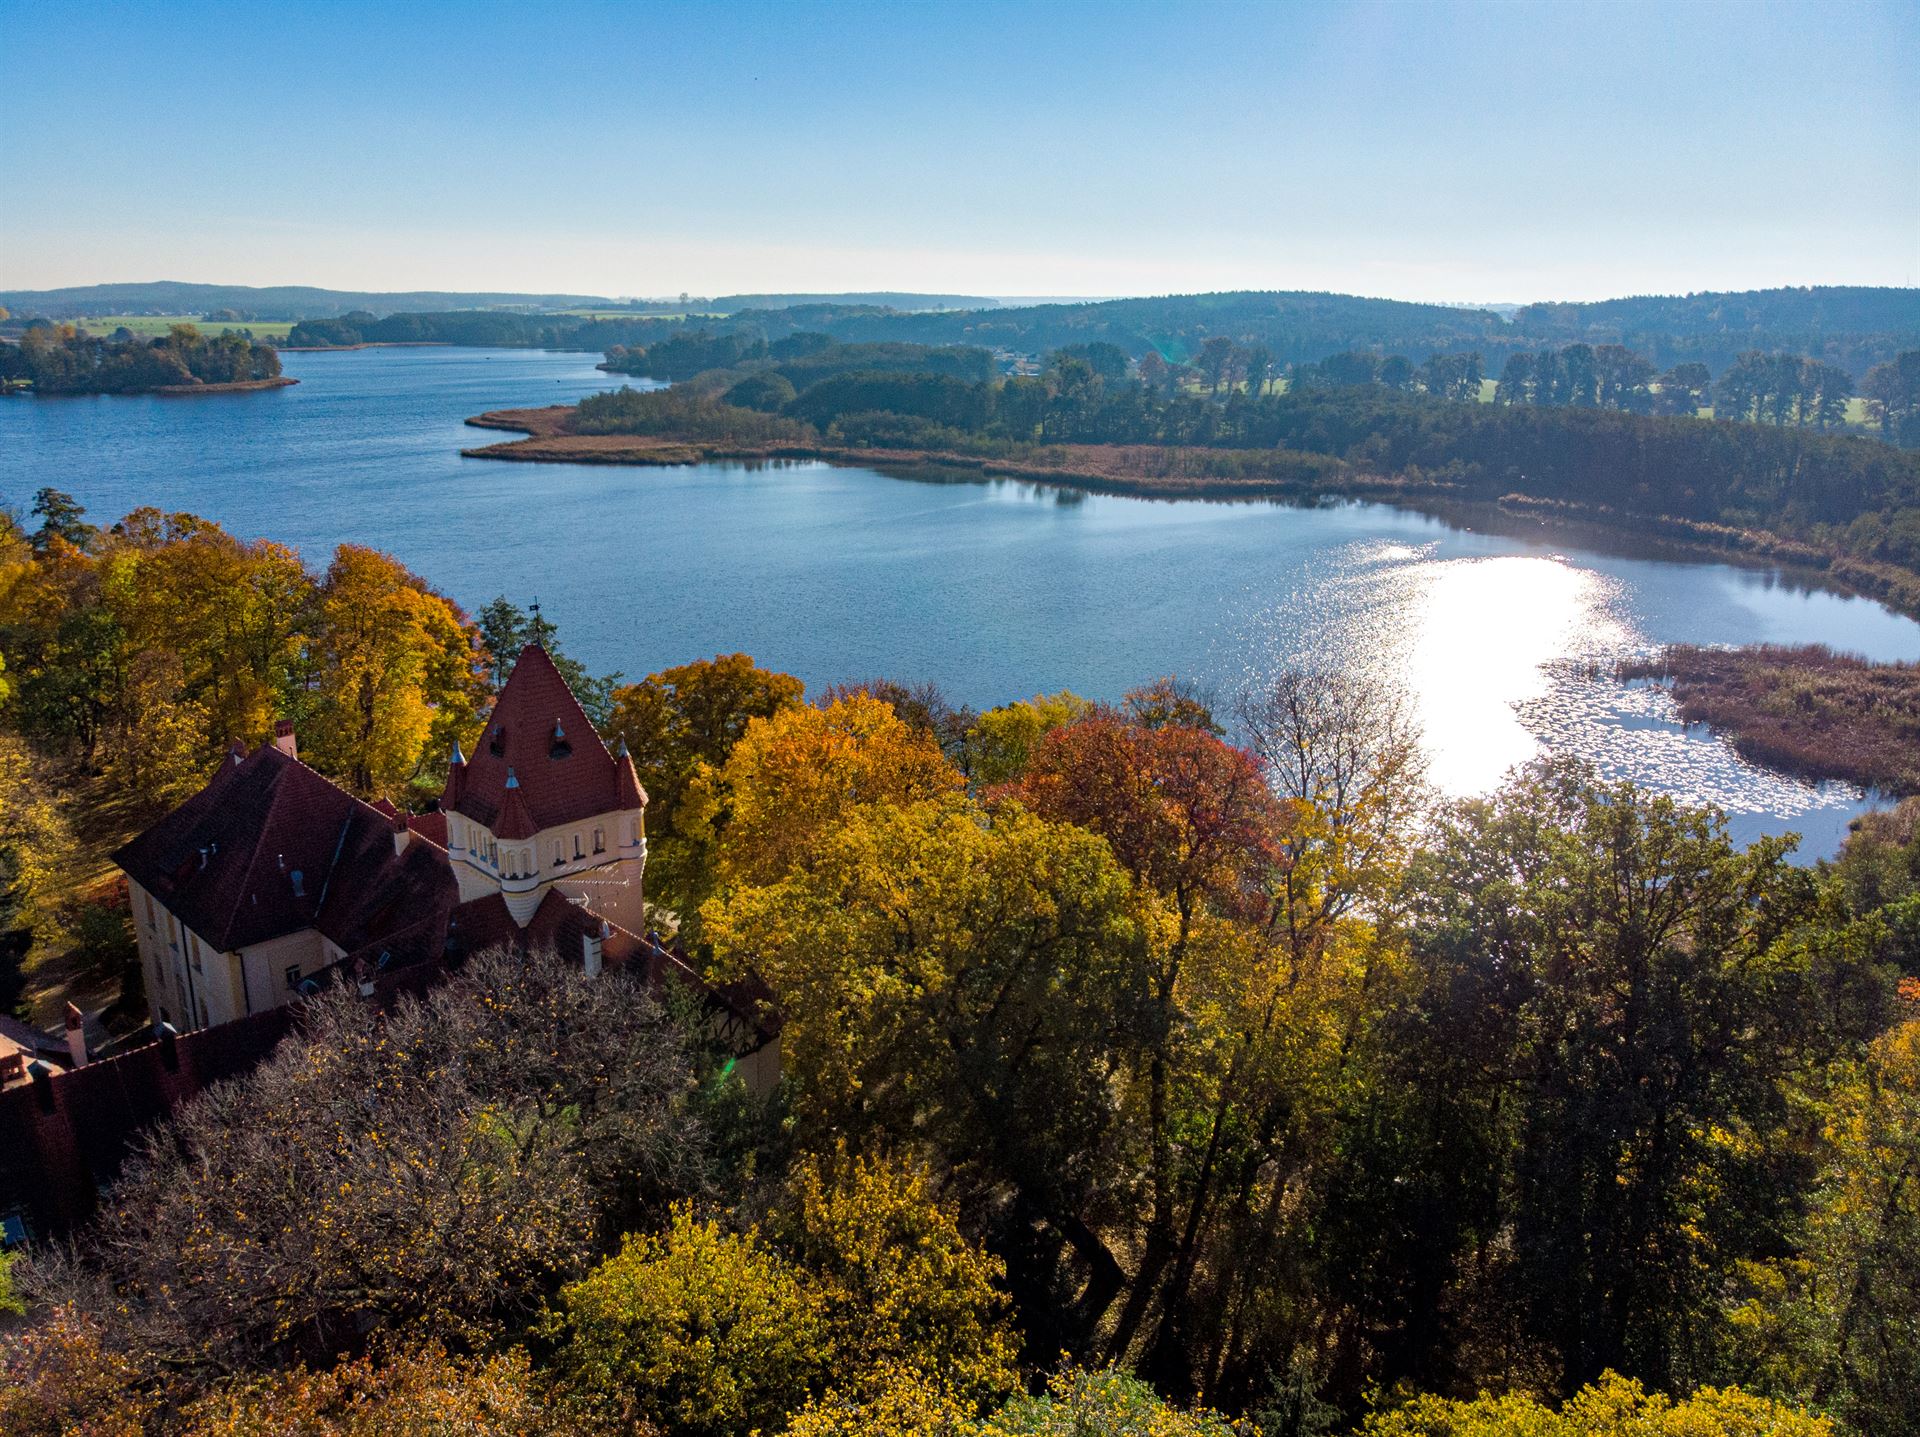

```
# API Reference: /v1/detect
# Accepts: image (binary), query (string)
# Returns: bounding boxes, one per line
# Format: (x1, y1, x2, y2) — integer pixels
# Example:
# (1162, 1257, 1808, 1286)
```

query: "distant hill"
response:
(0, 282, 1005, 322)
(740, 286, 1920, 377)
(0, 281, 625, 320)
(711, 292, 997, 313)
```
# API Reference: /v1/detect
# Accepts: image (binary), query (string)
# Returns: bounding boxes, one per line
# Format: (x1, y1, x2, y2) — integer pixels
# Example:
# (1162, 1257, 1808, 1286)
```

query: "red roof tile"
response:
(115, 745, 456, 955)
(453, 645, 640, 833)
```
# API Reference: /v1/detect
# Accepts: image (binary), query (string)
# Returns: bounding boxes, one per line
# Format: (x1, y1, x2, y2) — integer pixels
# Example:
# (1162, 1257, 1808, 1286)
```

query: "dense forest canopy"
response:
(0, 323, 282, 395)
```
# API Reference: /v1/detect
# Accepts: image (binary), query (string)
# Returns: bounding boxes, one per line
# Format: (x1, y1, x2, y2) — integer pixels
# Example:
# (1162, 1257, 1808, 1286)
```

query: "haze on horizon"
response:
(2, 0, 1915, 307)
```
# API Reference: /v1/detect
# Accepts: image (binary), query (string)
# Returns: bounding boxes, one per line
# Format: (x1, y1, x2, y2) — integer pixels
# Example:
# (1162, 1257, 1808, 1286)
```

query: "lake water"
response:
(6, 346, 1918, 857)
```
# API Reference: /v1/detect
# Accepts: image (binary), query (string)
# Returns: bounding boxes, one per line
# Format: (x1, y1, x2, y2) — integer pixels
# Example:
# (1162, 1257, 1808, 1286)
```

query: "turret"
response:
(614, 736, 648, 810)
(440, 739, 467, 809)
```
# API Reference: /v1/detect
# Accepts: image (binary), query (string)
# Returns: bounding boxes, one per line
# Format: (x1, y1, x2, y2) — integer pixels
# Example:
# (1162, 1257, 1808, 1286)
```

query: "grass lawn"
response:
(64, 314, 297, 340)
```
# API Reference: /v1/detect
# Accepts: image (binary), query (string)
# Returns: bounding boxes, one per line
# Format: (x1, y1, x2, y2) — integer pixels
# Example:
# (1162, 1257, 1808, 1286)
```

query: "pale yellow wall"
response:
(127, 877, 334, 1030)
(448, 803, 646, 930)
(237, 928, 333, 1016)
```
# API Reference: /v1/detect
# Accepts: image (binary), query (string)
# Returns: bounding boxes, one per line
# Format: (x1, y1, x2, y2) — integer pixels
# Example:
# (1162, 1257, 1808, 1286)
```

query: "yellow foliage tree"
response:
(1362, 1372, 1834, 1437)
(551, 1206, 825, 1437)
(304, 545, 483, 797)
(697, 692, 961, 893)
(964, 690, 1091, 786)
(784, 1148, 1020, 1406)
(781, 1360, 974, 1437)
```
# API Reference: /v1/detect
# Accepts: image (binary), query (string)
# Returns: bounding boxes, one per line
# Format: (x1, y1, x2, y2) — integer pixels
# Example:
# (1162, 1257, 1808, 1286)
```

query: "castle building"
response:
(115, 644, 653, 1034)
(3, 643, 774, 1243)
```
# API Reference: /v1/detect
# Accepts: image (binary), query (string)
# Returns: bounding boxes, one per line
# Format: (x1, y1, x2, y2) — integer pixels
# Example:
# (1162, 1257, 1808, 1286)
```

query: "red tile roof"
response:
(453, 645, 641, 833)
(114, 745, 457, 955)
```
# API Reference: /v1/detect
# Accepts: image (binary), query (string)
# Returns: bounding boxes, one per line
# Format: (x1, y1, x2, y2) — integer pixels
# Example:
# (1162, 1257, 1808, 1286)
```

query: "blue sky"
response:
(2, 0, 1914, 303)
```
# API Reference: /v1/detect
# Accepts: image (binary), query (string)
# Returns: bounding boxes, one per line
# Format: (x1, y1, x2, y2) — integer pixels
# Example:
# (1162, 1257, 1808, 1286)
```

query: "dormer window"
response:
(549, 718, 572, 760)
(488, 725, 506, 758)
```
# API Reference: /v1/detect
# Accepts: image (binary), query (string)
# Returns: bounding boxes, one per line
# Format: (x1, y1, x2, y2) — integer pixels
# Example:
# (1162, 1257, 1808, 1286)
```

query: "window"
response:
(573, 833, 584, 860)
(488, 840, 498, 867)
(521, 849, 532, 874)
(190, 934, 202, 972)
(553, 840, 565, 868)
(285, 964, 302, 990)
(629, 817, 641, 846)
(504, 852, 517, 878)
(144, 892, 156, 927)
(593, 827, 605, 855)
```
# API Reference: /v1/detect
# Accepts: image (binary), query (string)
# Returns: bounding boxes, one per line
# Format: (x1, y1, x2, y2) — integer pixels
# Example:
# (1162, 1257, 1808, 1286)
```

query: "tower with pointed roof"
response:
(440, 644, 649, 930)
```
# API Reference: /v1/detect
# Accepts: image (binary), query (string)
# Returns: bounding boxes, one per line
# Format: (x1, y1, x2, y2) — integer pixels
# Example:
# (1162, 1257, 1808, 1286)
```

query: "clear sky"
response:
(2, 0, 1915, 304)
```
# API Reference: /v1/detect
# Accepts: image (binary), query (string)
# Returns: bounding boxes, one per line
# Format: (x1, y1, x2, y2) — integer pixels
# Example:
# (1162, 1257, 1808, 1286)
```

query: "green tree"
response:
(29, 488, 96, 552)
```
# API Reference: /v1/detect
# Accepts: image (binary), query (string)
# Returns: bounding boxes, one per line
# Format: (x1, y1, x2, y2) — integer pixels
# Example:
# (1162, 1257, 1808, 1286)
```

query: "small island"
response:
(0, 322, 292, 396)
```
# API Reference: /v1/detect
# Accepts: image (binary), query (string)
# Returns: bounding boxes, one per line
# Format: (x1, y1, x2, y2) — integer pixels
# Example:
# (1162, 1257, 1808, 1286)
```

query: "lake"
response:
(5, 345, 1918, 857)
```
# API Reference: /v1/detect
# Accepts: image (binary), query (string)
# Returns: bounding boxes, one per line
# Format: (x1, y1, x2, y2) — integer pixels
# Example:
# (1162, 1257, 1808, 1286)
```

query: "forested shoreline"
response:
(465, 334, 1920, 617)
(0, 325, 287, 396)
(4, 488, 1919, 1433)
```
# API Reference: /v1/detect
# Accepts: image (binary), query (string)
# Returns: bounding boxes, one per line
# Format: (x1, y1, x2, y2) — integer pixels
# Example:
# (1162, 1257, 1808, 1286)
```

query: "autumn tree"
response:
(304, 544, 484, 797)
(179, 1343, 602, 1437)
(24, 946, 706, 1383)
(1361, 1371, 1833, 1437)
(603, 653, 805, 919)
(706, 797, 1150, 1345)
(780, 1149, 1020, 1405)
(1735, 1003, 1920, 1435)
(963, 690, 1091, 785)
(552, 1207, 824, 1437)
(697, 692, 961, 894)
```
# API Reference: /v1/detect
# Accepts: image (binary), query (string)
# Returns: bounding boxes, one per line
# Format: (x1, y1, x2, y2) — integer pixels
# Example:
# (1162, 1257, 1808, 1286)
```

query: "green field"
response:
(63, 314, 297, 340)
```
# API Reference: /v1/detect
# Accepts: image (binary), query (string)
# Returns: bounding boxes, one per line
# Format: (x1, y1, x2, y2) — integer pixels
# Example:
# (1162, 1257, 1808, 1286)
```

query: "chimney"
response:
(27, 1059, 55, 1113)
(392, 812, 411, 857)
(64, 1002, 88, 1069)
(272, 718, 297, 759)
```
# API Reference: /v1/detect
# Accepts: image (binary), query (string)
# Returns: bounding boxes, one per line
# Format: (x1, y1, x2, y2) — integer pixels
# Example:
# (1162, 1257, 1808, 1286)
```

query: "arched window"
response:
(521, 848, 532, 874)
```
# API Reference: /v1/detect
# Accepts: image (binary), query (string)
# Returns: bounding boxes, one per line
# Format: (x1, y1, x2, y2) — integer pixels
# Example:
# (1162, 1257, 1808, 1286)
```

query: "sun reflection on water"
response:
(1235, 536, 1883, 851)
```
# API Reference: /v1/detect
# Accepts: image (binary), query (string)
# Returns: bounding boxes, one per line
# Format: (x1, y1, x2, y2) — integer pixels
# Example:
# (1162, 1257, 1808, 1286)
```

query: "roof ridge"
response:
(215, 748, 292, 950)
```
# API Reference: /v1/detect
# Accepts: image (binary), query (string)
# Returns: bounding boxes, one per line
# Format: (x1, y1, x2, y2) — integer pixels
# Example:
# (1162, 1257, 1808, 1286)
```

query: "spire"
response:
(614, 747, 648, 809)
(440, 739, 468, 809)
